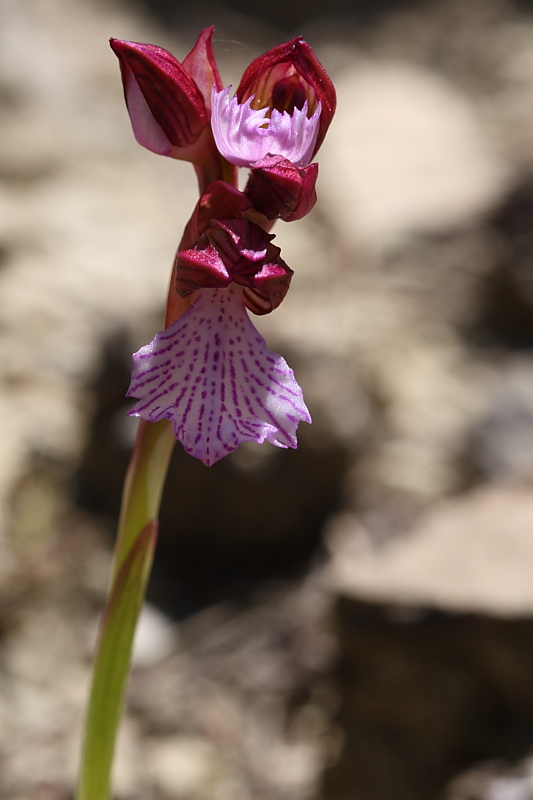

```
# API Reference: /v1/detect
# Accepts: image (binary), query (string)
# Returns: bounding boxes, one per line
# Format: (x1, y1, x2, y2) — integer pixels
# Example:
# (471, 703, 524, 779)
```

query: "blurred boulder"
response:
(319, 60, 508, 252)
(325, 485, 533, 800)
(446, 757, 533, 800)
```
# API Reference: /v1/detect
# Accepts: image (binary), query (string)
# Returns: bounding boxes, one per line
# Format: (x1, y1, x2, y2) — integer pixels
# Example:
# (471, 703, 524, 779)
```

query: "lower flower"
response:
(127, 284, 311, 466)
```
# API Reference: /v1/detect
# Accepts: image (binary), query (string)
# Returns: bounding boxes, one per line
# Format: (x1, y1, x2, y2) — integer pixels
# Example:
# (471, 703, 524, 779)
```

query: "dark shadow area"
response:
(75, 332, 350, 619)
(133, 0, 428, 35)
(513, 0, 533, 12)
(465, 177, 533, 350)
(324, 597, 533, 800)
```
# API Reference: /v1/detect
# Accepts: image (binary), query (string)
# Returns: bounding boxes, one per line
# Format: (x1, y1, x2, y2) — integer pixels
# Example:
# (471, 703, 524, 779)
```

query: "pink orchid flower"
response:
(126, 183, 309, 466)
(127, 284, 310, 466)
(111, 31, 336, 465)
(235, 35, 336, 158)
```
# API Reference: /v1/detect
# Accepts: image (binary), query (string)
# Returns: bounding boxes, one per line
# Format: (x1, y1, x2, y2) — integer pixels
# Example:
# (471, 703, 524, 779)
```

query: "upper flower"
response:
(235, 36, 336, 159)
(109, 30, 336, 178)
(210, 87, 321, 168)
(110, 28, 222, 163)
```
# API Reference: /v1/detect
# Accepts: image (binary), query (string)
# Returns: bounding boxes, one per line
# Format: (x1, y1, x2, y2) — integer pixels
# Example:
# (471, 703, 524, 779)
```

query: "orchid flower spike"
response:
(211, 86, 321, 168)
(112, 30, 337, 465)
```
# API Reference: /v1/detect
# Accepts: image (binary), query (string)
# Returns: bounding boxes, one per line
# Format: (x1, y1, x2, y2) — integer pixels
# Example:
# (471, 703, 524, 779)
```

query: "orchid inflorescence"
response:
(110, 29, 336, 466)
(75, 35, 334, 800)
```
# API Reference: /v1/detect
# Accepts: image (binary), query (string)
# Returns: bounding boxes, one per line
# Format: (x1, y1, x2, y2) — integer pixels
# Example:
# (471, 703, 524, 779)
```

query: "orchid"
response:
(126, 187, 310, 466)
(110, 29, 336, 466)
(76, 28, 336, 800)
(111, 31, 336, 466)
(127, 202, 308, 465)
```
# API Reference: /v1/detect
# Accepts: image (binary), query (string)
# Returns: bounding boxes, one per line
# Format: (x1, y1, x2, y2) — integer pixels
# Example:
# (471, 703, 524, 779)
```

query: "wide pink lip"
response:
(127, 285, 311, 466)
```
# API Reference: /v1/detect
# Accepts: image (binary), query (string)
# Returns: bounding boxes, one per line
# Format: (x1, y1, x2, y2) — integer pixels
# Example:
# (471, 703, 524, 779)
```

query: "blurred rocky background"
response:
(3, 0, 533, 797)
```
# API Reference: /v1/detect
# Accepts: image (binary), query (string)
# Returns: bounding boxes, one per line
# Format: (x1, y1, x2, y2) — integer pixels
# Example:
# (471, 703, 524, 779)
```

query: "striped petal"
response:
(127, 285, 311, 466)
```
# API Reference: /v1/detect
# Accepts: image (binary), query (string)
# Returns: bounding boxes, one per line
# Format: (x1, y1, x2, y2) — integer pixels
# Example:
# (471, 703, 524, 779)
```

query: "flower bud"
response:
(235, 37, 336, 157)
(245, 155, 318, 221)
(180, 180, 252, 249)
(110, 36, 209, 157)
(176, 218, 292, 314)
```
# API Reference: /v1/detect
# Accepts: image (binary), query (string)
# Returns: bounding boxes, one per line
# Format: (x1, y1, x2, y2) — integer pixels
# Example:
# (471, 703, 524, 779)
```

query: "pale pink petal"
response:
(121, 61, 173, 156)
(211, 86, 321, 168)
(127, 285, 311, 466)
(268, 103, 320, 167)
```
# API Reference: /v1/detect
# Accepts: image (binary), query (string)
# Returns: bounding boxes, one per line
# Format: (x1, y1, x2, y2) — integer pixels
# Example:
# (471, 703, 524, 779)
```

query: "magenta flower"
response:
(211, 87, 321, 168)
(111, 31, 336, 465)
(127, 182, 309, 466)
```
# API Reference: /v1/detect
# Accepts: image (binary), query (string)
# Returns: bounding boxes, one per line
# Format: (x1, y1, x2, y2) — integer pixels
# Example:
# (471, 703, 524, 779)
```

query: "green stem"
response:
(76, 419, 175, 800)
(113, 419, 175, 580)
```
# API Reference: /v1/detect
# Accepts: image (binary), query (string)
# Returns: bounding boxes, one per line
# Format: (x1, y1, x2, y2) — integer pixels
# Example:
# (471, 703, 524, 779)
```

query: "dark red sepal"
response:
(180, 181, 253, 248)
(245, 155, 318, 221)
(176, 217, 292, 314)
(175, 239, 232, 296)
(182, 26, 223, 110)
(243, 259, 293, 315)
(110, 38, 208, 154)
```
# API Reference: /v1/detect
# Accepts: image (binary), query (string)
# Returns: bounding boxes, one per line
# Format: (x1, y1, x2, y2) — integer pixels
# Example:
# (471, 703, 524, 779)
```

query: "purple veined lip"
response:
(127, 284, 311, 466)
(210, 86, 321, 169)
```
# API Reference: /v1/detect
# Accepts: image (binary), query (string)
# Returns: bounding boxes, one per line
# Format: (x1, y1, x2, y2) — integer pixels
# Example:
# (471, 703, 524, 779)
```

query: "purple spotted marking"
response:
(128, 285, 311, 466)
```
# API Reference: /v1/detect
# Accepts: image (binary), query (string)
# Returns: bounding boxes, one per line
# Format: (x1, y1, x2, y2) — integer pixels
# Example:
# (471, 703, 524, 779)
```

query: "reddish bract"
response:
(176, 216, 292, 315)
(245, 155, 318, 221)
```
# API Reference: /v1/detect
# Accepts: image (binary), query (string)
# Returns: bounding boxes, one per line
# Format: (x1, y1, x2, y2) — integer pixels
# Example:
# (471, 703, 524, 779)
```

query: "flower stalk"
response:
(76, 420, 174, 800)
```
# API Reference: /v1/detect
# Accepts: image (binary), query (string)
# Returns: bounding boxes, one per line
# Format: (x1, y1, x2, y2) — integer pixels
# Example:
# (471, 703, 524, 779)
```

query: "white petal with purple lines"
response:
(127, 285, 311, 466)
